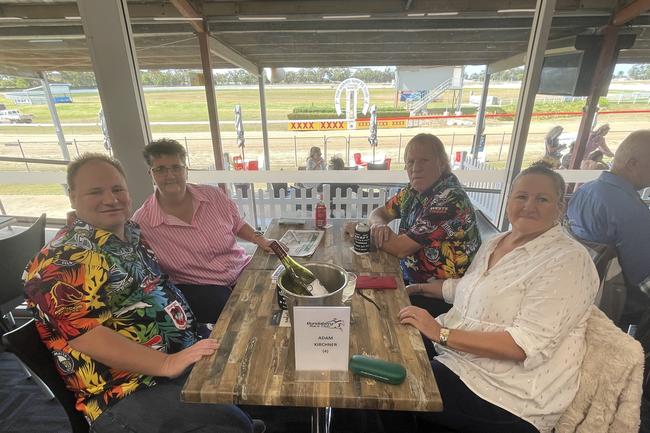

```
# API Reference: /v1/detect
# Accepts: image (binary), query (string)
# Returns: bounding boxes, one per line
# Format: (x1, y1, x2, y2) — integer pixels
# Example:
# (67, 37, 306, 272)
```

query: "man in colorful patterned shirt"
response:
(362, 134, 481, 317)
(23, 154, 257, 433)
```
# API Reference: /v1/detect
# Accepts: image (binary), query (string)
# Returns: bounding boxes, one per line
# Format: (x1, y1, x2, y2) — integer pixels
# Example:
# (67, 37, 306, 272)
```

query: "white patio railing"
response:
(0, 166, 617, 229)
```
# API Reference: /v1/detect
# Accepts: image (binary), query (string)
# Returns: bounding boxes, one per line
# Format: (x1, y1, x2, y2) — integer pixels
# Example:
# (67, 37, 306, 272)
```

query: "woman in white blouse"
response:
(399, 162, 599, 433)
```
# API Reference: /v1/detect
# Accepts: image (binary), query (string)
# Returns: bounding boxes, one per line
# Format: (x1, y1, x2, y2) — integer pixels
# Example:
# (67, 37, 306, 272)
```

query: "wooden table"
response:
(247, 218, 402, 275)
(182, 219, 441, 431)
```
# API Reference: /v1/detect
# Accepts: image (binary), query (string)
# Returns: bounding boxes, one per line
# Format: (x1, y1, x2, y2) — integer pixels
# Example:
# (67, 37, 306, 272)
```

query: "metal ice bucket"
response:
(277, 262, 348, 324)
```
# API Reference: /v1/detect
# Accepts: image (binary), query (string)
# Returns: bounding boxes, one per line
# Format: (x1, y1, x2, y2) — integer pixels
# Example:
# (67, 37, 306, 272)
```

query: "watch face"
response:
(439, 328, 450, 345)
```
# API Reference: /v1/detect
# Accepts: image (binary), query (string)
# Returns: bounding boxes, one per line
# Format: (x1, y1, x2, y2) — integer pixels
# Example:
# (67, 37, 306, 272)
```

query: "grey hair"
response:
(613, 129, 650, 169)
(403, 133, 451, 175)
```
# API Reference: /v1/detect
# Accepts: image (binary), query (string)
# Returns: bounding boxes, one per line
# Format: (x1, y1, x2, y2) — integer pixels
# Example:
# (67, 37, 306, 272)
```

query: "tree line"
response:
(2, 64, 647, 91)
(0, 67, 395, 90)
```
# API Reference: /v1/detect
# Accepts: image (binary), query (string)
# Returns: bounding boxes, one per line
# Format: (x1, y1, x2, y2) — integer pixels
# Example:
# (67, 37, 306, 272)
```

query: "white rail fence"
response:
(3, 167, 624, 229)
(461, 156, 502, 222)
(231, 184, 402, 229)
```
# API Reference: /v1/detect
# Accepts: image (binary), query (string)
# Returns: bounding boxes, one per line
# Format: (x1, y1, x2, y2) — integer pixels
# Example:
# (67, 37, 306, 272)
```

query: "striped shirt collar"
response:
(148, 183, 209, 227)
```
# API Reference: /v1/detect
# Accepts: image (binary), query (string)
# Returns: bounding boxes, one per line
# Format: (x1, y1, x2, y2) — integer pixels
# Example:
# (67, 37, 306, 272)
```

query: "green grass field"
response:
(1, 82, 650, 207)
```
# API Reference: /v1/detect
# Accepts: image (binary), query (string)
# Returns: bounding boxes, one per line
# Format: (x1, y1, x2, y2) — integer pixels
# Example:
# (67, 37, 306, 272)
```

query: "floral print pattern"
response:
(385, 173, 481, 283)
(23, 219, 197, 422)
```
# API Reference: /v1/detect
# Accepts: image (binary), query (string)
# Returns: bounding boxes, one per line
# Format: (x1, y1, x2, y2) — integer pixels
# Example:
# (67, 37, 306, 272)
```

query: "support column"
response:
(496, 0, 557, 231)
(569, 25, 620, 169)
(472, 69, 491, 159)
(39, 72, 70, 161)
(258, 68, 271, 170)
(77, 0, 152, 208)
(198, 31, 224, 171)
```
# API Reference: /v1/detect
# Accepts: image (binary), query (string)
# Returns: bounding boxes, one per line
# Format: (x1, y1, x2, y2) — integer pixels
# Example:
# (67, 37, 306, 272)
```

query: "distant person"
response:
(579, 150, 609, 170)
(328, 155, 356, 193)
(543, 125, 565, 168)
(560, 141, 575, 169)
(584, 124, 614, 163)
(306, 146, 326, 170)
(23, 153, 258, 433)
(568, 129, 650, 329)
(132, 139, 278, 324)
(327, 156, 357, 217)
(348, 133, 481, 318)
(328, 155, 346, 170)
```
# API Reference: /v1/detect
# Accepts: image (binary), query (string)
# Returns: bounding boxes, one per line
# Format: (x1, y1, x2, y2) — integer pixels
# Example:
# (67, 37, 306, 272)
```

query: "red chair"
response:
(232, 155, 245, 171)
(353, 153, 367, 168)
(247, 160, 259, 171)
(384, 158, 391, 170)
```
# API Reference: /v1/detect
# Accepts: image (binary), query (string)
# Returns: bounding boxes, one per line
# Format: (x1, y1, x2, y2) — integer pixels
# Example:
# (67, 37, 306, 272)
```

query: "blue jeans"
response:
(90, 373, 253, 433)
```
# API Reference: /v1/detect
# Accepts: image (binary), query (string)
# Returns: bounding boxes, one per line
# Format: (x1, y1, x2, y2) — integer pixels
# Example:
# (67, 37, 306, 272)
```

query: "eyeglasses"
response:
(150, 165, 186, 175)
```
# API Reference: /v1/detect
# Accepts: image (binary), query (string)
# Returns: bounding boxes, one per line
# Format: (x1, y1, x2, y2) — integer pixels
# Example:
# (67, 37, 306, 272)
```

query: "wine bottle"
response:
(269, 241, 329, 296)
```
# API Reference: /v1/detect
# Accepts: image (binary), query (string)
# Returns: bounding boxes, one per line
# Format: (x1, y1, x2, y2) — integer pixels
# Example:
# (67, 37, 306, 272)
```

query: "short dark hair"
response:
(329, 155, 345, 170)
(514, 160, 566, 203)
(404, 133, 451, 175)
(142, 138, 187, 167)
(67, 153, 126, 191)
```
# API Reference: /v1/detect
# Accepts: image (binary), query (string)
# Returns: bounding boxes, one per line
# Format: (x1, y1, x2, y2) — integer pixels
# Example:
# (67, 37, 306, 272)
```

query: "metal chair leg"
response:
(22, 362, 55, 400)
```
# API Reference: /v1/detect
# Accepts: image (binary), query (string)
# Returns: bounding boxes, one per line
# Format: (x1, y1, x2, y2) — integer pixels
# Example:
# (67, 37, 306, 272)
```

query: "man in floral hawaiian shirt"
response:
(362, 134, 481, 317)
(23, 154, 258, 433)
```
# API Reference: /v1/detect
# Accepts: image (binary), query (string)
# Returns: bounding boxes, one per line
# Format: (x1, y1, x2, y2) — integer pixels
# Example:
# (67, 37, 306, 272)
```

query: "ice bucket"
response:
(277, 262, 348, 324)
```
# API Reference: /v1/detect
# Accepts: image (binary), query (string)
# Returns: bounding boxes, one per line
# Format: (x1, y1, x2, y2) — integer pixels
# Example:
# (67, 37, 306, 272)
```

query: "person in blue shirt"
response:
(568, 129, 650, 328)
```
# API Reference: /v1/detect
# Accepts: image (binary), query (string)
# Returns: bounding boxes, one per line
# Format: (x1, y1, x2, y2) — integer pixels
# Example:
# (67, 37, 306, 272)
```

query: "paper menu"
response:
(278, 230, 324, 257)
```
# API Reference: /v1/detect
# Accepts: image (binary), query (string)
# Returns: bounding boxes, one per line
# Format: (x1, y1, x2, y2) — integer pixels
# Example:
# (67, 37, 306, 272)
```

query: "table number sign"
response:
(293, 306, 351, 371)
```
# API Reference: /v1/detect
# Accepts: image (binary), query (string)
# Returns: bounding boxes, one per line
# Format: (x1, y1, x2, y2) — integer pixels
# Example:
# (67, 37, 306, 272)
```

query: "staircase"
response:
(409, 78, 452, 116)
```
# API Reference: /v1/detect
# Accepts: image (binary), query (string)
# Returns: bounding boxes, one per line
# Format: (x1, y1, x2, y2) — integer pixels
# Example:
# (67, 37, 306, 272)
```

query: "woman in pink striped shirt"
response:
(132, 139, 277, 324)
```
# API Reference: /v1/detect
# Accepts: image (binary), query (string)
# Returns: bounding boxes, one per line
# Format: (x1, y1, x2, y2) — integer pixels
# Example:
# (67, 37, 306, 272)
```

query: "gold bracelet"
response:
(439, 327, 450, 346)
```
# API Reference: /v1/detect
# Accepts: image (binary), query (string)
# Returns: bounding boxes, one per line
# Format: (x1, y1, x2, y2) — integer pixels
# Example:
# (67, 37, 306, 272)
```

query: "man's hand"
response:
(161, 338, 219, 378)
(370, 223, 392, 248)
(344, 222, 357, 237)
(69, 325, 220, 378)
(255, 236, 278, 253)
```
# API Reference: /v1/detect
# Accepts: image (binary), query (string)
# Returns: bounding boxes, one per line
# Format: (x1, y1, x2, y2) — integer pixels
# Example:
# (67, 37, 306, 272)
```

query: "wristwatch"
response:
(438, 327, 450, 346)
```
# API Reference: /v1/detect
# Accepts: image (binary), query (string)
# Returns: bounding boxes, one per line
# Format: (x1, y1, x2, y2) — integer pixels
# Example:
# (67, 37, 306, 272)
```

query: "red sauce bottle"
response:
(315, 194, 327, 228)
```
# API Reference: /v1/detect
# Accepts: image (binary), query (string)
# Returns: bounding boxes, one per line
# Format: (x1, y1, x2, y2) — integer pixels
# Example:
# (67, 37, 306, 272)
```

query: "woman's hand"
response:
(405, 283, 422, 296)
(161, 338, 219, 378)
(398, 306, 441, 342)
(256, 236, 282, 253)
(370, 223, 392, 248)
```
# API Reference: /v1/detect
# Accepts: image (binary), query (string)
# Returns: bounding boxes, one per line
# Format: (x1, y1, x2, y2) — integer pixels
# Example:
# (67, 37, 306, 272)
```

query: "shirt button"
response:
(483, 270, 489, 277)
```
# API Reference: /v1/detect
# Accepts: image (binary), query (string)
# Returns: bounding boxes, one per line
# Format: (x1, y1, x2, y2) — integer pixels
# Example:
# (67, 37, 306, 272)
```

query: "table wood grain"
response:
(246, 218, 402, 275)
(181, 267, 442, 412)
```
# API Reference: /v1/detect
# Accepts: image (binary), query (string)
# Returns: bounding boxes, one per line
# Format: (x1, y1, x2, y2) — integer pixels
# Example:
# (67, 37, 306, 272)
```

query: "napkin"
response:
(356, 276, 398, 290)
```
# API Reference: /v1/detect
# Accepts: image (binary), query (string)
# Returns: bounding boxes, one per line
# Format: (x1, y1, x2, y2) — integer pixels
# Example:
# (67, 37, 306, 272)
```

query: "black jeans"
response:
(378, 360, 539, 433)
(418, 360, 539, 433)
(176, 283, 232, 324)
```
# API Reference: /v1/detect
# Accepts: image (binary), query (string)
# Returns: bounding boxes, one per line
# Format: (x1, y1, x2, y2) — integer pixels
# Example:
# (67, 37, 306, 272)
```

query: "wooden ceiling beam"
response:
(612, 0, 650, 26)
(208, 16, 612, 33)
(170, 0, 206, 33)
(207, 35, 259, 75)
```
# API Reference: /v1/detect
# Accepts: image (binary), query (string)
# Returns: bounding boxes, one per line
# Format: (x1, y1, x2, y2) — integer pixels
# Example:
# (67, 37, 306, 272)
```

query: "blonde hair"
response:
(403, 133, 450, 174)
